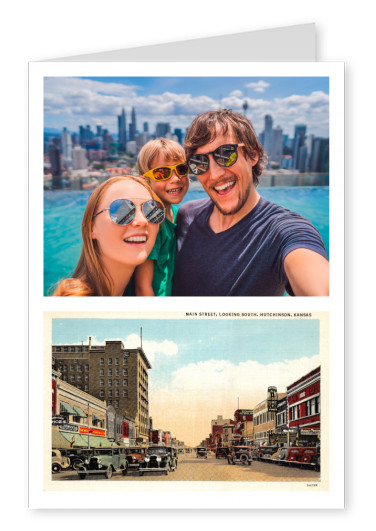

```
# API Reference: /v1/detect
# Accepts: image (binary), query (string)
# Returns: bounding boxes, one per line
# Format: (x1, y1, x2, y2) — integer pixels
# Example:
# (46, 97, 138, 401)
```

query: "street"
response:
(53, 452, 320, 482)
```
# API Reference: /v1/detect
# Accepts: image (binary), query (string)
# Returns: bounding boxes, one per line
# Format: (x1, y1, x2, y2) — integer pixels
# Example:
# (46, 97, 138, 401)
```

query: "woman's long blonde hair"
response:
(53, 175, 161, 296)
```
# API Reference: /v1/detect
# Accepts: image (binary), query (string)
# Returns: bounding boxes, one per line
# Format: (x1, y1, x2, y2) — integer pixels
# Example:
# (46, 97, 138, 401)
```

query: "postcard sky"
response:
(44, 76, 329, 139)
(52, 317, 320, 446)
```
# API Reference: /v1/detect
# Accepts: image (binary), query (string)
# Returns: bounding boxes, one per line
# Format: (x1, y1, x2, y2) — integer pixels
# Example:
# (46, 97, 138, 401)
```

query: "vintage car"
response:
(215, 447, 229, 459)
(286, 446, 319, 469)
(138, 445, 175, 475)
(124, 446, 148, 472)
(76, 447, 128, 479)
(257, 445, 279, 460)
(52, 449, 70, 473)
(227, 446, 252, 466)
(195, 447, 208, 459)
(57, 448, 92, 470)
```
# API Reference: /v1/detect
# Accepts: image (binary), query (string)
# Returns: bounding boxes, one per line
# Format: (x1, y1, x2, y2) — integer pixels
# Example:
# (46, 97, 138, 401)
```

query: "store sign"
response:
(283, 428, 297, 433)
(52, 415, 67, 426)
(300, 429, 320, 435)
(267, 386, 278, 412)
(79, 427, 105, 437)
(59, 424, 78, 432)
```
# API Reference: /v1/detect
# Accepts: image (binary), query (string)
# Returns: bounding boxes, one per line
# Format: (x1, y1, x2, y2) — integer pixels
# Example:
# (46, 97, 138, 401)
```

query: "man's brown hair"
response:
(184, 109, 266, 185)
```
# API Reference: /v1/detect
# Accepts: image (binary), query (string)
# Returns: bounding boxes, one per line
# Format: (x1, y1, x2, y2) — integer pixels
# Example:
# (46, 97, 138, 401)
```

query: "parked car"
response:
(286, 446, 319, 468)
(227, 446, 252, 466)
(57, 448, 92, 470)
(139, 446, 174, 475)
(196, 447, 208, 459)
(76, 447, 128, 479)
(125, 446, 148, 472)
(52, 449, 70, 473)
(258, 445, 279, 460)
(215, 447, 229, 459)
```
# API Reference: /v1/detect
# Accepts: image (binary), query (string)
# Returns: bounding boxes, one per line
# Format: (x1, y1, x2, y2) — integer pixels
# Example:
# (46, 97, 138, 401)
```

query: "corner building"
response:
(52, 338, 151, 442)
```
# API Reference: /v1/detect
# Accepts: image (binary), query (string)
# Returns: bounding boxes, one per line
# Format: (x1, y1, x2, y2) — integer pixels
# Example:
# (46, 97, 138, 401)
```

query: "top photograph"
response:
(44, 75, 329, 297)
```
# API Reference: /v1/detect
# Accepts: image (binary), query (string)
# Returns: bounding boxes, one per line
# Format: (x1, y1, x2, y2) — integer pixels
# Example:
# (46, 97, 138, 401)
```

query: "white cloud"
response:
(245, 81, 271, 93)
(149, 355, 320, 446)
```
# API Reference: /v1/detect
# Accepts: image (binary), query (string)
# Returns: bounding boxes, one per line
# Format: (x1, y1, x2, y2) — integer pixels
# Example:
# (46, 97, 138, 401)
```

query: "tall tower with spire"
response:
(118, 108, 127, 152)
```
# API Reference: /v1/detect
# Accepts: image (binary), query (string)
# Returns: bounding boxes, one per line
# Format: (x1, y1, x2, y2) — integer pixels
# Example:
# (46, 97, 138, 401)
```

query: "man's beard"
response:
(211, 180, 252, 216)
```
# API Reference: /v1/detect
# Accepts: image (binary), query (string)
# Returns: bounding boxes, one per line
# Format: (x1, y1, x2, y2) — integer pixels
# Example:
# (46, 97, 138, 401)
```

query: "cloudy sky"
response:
(44, 76, 329, 139)
(52, 316, 321, 446)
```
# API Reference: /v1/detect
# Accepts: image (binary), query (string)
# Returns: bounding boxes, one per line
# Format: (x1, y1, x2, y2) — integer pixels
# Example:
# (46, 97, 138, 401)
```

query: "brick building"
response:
(286, 366, 320, 443)
(52, 338, 151, 441)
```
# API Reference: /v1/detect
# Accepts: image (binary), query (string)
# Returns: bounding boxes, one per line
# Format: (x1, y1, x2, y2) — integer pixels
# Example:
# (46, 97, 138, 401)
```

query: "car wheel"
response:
(72, 459, 84, 470)
(52, 463, 61, 473)
(105, 466, 113, 479)
(122, 466, 128, 476)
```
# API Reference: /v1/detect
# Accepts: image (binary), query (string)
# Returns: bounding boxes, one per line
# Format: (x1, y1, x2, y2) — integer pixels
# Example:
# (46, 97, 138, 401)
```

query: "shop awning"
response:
(88, 436, 113, 448)
(92, 413, 100, 421)
(60, 401, 76, 415)
(72, 406, 87, 418)
(59, 431, 89, 447)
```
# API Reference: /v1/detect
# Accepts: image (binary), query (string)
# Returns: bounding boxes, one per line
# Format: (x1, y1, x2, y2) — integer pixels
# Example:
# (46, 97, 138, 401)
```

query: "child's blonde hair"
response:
(137, 138, 186, 176)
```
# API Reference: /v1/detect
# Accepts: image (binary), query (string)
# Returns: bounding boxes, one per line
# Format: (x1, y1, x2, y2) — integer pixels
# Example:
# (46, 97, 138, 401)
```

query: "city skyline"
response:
(52, 317, 322, 446)
(44, 76, 329, 139)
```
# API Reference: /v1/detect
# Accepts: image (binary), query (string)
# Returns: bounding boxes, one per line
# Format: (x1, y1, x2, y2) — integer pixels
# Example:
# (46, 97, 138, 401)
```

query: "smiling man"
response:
(173, 109, 329, 296)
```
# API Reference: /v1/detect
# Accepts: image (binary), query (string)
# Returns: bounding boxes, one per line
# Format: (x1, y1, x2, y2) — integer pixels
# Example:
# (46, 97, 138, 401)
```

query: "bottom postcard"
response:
(31, 311, 343, 508)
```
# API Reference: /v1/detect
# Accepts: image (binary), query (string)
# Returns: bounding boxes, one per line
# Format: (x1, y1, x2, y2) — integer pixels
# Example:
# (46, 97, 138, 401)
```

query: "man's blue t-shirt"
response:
(173, 196, 328, 296)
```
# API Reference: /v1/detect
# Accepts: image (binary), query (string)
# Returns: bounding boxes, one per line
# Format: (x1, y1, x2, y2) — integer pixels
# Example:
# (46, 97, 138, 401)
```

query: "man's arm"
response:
(134, 259, 155, 296)
(284, 248, 329, 296)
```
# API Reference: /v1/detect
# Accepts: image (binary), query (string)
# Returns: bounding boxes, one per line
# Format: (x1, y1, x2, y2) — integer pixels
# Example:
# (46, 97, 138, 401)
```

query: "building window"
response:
(77, 374, 82, 381)
(123, 369, 128, 376)
(70, 346, 75, 352)
(100, 390, 104, 398)
(100, 369, 104, 376)
(85, 375, 89, 382)
(108, 379, 112, 387)
(78, 347, 82, 352)
(84, 385, 89, 392)
(115, 368, 119, 376)
(123, 390, 128, 398)
(108, 368, 112, 376)
(100, 379, 104, 387)
(115, 401, 119, 408)
(70, 375, 75, 382)
(123, 379, 127, 387)
(115, 389, 119, 397)
(70, 364, 75, 371)
(85, 365, 89, 371)
(109, 390, 112, 397)
(108, 358, 112, 365)
(115, 379, 119, 386)
(55, 347, 61, 352)
(77, 384, 82, 390)
(115, 358, 119, 365)
(100, 358, 104, 366)
(77, 365, 82, 372)
(63, 347, 68, 352)
(123, 358, 127, 366)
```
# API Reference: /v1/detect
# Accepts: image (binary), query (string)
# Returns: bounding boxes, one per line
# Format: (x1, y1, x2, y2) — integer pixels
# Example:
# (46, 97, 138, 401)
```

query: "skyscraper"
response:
(61, 127, 72, 169)
(271, 126, 283, 165)
(293, 124, 307, 170)
(118, 108, 127, 152)
(155, 122, 171, 138)
(48, 143, 62, 189)
(129, 107, 137, 141)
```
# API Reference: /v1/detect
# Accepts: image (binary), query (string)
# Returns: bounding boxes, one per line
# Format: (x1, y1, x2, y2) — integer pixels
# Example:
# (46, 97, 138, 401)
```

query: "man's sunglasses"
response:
(143, 162, 189, 182)
(94, 198, 165, 225)
(187, 144, 244, 176)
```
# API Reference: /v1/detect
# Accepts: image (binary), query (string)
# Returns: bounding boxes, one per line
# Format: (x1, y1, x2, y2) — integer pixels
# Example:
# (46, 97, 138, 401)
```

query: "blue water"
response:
(44, 187, 329, 295)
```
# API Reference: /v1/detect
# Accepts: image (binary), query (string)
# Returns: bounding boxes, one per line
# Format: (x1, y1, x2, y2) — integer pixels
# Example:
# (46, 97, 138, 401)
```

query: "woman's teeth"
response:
(124, 236, 147, 243)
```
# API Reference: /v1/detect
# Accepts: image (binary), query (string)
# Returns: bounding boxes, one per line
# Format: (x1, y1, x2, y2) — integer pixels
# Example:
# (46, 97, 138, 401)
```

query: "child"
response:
(134, 138, 189, 296)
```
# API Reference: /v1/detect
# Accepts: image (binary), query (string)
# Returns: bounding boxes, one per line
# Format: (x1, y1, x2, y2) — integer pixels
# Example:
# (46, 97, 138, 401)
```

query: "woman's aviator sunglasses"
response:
(94, 198, 165, 225)
(143, 162, 189, 182)
(187, 144, 244, 176)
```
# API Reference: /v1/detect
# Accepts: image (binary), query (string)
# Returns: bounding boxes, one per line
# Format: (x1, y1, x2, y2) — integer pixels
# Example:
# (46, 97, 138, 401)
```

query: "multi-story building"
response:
(52, 337, 151, 442)
(211, 415, 233, 447)
(253, 392, 286, 446)
(52, 369, 109, 450)
(286, 366, 320, 445)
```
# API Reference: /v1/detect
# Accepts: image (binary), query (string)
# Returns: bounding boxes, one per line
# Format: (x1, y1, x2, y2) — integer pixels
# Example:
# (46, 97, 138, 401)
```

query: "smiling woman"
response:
(53, 176, 164, 296)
